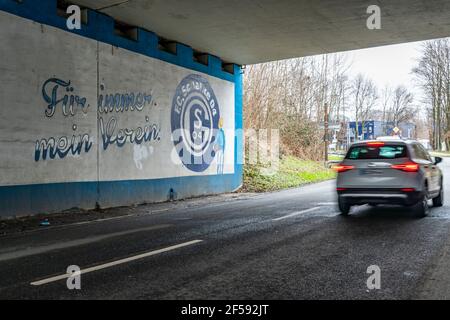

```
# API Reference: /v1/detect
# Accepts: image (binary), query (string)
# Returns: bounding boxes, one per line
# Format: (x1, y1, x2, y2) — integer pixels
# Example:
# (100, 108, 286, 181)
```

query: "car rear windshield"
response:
(346, 145, 408, 160)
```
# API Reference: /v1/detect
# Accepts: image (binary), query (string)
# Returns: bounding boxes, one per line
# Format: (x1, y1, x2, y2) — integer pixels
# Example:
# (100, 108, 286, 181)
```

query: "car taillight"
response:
(391, 162, 419, 172)
(366, 141, 385, 147)
(401, 188, 416, 192)
(332, 164, 355, 173)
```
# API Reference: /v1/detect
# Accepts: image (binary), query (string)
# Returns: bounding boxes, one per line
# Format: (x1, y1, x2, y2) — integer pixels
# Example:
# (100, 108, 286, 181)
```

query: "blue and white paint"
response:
(35, 133, 93, 162)
(42, 78, 90, 117)
(36, 78, 93, 161)
(97, 83, 161, 151)
(171, 74, 221, 173)
(0, 7, 241, 217)
(36, 78, 161, 161)
(97, 84, 152, 114)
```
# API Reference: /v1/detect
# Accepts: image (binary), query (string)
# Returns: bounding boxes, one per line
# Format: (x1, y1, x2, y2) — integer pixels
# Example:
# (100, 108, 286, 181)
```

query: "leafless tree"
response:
(350, 74, 378, 141)
(388, 86, 415, 126)
(244, 53, 352, 160)
(413, 39, 450, 150)
(245, 49, 421, 159)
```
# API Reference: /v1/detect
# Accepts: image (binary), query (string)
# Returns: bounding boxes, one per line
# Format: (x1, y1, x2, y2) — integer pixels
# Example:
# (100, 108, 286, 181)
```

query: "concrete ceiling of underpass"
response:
(72, 0, 450, 65)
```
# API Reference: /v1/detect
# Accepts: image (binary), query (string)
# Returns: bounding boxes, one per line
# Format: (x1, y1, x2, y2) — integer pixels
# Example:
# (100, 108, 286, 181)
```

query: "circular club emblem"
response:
(171, 74, 220, 172)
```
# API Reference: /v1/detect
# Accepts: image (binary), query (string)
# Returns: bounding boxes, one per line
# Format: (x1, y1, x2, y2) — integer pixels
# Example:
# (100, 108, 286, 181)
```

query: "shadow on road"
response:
(343, 204, 422, 220)
(331, 204, 428, 236)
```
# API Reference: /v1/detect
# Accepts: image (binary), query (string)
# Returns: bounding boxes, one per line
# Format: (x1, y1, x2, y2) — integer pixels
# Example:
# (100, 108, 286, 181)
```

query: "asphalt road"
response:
(1, 161, 450, 300)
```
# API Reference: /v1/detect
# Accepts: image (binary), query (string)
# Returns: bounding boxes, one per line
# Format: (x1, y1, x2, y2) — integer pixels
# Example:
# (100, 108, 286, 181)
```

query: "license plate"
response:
(361, 169, 383, 175)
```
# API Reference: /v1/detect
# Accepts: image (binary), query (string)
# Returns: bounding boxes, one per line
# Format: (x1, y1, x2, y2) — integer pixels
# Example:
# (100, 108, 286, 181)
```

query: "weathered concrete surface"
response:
(0, 13, 98, 187)
(97, 44, 235, 183)
(0, 9, 241, 217)
(72, 0, 450, 64)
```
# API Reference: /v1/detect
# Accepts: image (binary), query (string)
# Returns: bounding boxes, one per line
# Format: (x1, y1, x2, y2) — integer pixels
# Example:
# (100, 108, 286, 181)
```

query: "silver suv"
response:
(335, 140, 443, 217)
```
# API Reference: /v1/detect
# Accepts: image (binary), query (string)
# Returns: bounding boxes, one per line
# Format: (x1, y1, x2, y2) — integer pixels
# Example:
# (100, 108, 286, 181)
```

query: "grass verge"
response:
(242, 156, 336, 193)
(328, 154, 345, 161)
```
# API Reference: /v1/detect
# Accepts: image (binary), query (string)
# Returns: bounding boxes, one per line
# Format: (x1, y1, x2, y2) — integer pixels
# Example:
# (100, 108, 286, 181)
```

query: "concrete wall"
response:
(0, 1, 243, 217)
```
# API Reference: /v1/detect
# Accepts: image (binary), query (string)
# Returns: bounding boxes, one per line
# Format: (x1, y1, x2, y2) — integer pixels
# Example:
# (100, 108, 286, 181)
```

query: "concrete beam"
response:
(70, 0, 450, 65)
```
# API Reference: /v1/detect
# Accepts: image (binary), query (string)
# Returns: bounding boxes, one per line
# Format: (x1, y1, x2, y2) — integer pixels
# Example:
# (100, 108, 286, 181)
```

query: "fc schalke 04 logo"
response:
(171, 74, 221, 172)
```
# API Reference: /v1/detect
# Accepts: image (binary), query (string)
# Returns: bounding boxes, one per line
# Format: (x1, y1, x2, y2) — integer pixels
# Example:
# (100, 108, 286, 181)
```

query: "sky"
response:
(346, 41, 425, 101)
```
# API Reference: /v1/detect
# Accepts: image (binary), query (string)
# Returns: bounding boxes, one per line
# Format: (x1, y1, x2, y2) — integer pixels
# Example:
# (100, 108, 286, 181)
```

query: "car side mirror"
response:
(434, 156, 443, 165)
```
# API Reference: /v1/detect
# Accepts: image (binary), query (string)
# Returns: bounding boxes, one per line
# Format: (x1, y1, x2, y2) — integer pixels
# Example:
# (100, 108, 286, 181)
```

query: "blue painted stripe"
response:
(0, 181, 98, 217)
(234, 65, 244, 182)
(0, 173, 241, 217)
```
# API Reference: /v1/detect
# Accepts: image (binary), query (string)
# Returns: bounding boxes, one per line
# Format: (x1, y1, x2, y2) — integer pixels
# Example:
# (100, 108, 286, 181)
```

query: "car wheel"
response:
(338, 197, 351, 216)
(433, 181, 444, 207)
(415, 193, 430, 218)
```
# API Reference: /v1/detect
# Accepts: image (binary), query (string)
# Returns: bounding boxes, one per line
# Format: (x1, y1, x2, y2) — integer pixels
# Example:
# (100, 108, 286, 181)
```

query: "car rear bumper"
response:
(337, 189, 423, 206)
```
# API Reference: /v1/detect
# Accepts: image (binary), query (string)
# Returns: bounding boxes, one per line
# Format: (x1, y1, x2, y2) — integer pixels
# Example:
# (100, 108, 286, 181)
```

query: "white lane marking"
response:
(0, 224, 172, 262)
(317, 202, 337, 206)
(68, 209, 171, 227)
(272, 207, 321, 221)
(30, 240, 203, 286)
(69, 214, 137, 226)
